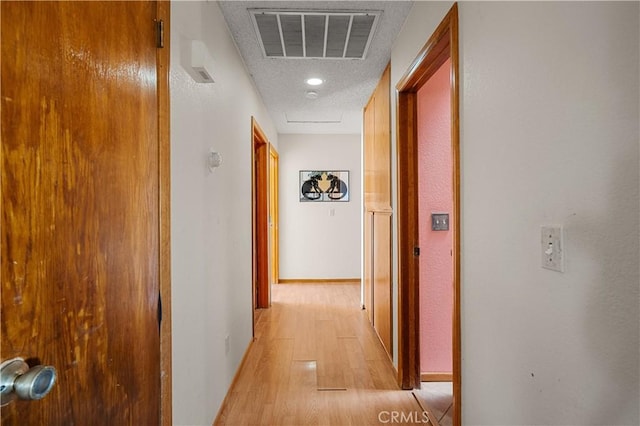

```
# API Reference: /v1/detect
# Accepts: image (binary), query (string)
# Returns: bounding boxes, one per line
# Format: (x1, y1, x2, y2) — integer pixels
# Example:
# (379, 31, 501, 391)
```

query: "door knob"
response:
(0, 358, 57, 406)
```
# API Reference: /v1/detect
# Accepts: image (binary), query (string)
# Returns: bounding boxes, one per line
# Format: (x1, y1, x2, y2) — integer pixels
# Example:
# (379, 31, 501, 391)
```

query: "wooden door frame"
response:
(157, 1, 172, 425)
(252, 117, 270, 313)
(395, 3, 460, 425)
(268, 146, 279, 286)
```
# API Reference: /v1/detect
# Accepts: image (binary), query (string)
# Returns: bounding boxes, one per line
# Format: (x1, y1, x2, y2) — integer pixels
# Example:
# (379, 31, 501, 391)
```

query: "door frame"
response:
(157, 1, 172, 425)
(268, 145, 279, 286)
(395, 3, 460, 425)
(252, 117, 270, 313)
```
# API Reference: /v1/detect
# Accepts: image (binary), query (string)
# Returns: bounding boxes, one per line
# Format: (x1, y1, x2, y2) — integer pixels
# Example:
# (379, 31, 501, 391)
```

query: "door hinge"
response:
(413, 246, 420, 256)
(155, 19, 164, 48)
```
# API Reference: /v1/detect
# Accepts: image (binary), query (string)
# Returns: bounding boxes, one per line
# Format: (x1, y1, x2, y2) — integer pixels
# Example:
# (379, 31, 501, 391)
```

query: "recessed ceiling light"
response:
(306, 78, 323, 86)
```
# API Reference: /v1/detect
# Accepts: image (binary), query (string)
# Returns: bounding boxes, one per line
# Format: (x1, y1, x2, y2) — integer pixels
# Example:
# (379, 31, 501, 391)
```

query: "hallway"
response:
(215, 283, 426, 425)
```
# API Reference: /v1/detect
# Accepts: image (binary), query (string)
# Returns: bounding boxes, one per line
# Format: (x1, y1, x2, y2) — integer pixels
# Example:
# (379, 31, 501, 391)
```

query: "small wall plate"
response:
(431, 213, 449, 231)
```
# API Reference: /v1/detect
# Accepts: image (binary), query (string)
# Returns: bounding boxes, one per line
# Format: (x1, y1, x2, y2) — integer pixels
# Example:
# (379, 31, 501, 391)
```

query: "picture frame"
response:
(299, 170, 349, 202)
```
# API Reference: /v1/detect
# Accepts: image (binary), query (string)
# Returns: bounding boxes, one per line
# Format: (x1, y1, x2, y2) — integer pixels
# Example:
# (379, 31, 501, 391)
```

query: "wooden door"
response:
(372, 212, 393, 357)
(1, 2, 162, 424)
(363, 96, 375, 322)
(362, 64, 392, 358)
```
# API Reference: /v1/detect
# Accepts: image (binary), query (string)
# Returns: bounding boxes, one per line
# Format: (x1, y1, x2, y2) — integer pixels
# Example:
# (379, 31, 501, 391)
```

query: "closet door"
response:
(362, 63, 392, 359)
(373, 212, 392, 356)
(364, 212, 374, 322)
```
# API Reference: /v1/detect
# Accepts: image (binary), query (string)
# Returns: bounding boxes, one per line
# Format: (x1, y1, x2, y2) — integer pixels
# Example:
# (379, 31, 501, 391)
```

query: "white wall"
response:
(170, 2, 278, 425)
(278, 134, 362, 280)
(392, 1, 639, 425)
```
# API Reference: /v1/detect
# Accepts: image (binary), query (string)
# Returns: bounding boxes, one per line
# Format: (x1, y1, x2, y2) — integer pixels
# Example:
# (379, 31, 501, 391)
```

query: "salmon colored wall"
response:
(417, 58, 453, 374)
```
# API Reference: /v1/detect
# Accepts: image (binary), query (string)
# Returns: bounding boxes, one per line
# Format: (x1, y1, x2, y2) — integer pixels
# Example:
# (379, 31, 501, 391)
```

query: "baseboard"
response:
(278, 278, 361, 284)
(420, 372, 453, 382)
(213, 338, 255, 425)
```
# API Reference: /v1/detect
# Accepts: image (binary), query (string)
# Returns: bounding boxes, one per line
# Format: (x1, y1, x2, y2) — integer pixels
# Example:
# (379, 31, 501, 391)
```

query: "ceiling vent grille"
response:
(250, 10, 381, 60)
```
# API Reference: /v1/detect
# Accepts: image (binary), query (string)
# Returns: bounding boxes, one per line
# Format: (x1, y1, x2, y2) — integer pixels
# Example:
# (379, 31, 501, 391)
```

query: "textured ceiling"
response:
(218, 1, 413, 134)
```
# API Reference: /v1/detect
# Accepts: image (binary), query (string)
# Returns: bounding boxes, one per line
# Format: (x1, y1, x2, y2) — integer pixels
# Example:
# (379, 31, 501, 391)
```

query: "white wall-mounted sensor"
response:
(189, 40, 215, 84)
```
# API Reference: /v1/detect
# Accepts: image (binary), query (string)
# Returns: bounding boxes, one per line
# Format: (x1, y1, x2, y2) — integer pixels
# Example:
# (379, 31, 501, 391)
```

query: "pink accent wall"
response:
(417, 58, 453, 374)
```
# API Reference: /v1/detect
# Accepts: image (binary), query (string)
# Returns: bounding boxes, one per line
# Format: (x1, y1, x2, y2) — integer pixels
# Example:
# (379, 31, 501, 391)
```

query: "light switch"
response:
(541, 226, 564, 272)
(431, 213, 449, 231)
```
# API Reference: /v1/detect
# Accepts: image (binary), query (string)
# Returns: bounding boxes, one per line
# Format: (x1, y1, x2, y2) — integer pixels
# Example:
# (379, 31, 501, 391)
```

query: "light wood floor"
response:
(214, 283, 429, 425)
(414, 382, 453, 426)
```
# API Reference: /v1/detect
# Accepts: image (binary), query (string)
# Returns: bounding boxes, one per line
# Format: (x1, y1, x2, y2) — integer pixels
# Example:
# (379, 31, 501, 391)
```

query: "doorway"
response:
(396, 3, 460, 425)
(252, 117, 270, 320)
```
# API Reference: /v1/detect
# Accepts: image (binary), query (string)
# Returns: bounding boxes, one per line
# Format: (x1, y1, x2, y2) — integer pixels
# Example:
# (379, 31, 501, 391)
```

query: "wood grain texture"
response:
(421, 373, 453, 382)
(396, 91, 420, 390)
(364, 64, 392, 211)
(449, 8, 462, 426)
(373, 64, 392, 210)
(278, 278, 360, 284)
(1, 1, 161, 424)
(363, 64, 393, 361)
(269, 146, 279, 286)
(363, 212, 373, 320)
(252, 118, 269, 309)
(215, 283, 425, 426)
(363, 98, 376, 208)
(395, 3, 461, 424)
(373, 212, 393, 358)
(363, 101, 375, 322)
(157, 1, 172, 425)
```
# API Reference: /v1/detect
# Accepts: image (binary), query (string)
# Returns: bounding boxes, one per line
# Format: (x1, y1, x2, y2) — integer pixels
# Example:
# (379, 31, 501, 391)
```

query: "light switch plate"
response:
(541, 226, 564, 272)
(431, 213, 449, 231)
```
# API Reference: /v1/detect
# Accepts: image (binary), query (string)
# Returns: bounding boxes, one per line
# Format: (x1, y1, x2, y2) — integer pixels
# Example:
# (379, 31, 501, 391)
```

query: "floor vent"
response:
(249, 9, 381, 60)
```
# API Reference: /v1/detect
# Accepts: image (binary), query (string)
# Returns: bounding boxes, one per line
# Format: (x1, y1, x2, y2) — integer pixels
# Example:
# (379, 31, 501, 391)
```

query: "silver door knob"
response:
(0, 358, 56, 406)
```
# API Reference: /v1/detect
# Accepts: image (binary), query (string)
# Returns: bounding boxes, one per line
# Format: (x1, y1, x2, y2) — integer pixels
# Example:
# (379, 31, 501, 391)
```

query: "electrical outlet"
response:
(541, 226, 564, 272)
(225, 335, 230, 354)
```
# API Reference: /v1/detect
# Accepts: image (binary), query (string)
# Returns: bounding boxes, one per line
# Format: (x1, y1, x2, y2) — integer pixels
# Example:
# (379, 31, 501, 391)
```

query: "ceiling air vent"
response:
(249, 9, 381, 60)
